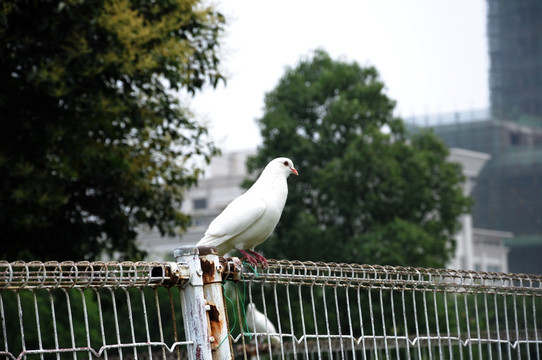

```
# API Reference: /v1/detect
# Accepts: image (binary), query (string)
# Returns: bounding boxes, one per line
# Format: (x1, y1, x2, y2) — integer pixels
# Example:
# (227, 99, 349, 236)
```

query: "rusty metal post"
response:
(198, 246, 233, 360)
(174, 245, 213, 360)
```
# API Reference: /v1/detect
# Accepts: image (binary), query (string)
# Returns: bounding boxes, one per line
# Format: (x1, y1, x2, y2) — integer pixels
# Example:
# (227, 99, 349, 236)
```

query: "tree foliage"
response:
(247, 50, 471, 267)
(0, 0, 225, 260)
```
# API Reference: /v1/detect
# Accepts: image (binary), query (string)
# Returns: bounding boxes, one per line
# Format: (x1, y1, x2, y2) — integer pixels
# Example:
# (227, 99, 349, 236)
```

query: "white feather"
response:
(246, 303, 280, 344)
(197, 157, 298, 256)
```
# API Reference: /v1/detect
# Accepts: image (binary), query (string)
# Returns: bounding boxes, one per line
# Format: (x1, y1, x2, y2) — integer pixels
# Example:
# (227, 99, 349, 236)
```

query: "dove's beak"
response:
(291, 167, 299, 176)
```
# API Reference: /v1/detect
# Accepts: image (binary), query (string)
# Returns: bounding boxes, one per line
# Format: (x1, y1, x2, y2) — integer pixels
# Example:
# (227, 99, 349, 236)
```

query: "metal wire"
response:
(0, 261, 187, 290)
(234, 260, 542, 360)
(0, 261, 191, 360)
(240, 260, 542, 296)
(2, 259, 542, 360)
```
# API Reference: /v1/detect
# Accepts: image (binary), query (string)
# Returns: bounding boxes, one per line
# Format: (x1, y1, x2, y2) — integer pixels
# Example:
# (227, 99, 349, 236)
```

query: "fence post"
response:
(174, 245, 213, 360)
(198, 246, 233, 360)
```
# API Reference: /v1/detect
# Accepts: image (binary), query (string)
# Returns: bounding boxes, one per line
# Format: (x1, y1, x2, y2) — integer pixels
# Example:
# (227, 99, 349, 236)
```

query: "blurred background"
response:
(160, 0, 542, 274)
(2, 0, 541, 274)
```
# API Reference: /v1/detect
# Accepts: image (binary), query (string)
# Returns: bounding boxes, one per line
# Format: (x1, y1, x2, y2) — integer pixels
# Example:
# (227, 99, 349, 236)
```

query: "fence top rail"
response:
(3, 259, 542, 296)
(0, 260, 188, 290)
(239, 259, 542, 296)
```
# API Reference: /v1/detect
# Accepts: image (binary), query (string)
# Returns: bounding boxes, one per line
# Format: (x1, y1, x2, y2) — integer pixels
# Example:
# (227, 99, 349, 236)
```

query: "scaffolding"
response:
(405, 109, 542, 274)
(487, 0, 542, 119)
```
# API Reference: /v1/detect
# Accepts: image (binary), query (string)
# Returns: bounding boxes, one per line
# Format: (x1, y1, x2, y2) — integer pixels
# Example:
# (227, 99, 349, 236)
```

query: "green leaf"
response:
(0, 0, 224, 261)
(249, 49, 471, 268)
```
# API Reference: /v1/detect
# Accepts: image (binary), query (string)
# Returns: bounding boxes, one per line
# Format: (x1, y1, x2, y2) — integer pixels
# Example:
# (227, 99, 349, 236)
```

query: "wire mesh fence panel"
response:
(0, 261, 191, 360)
(229, 260, 542, 360)
(2, 258, 542, 360)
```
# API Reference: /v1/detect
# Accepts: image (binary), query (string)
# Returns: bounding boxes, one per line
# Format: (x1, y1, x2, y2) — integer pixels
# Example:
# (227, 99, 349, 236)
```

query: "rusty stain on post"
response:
(207, 302, 221, 343)
(200, 259, 216, 285)
(220, 257, 244, 282)
(174, 246, 213, 360)
(198, 246, 233, 360)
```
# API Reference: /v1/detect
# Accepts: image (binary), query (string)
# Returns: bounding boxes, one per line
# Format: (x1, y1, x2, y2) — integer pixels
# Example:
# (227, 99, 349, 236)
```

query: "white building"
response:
(447, 148, 510, 272)
(471, 228, 511, 273)
(138, 149, 510, 272)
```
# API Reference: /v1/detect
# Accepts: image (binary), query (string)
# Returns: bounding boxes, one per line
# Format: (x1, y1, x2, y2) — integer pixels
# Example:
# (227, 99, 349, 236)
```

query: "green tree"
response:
(0, 0, 224, 260)
(247, 49, 471, 267)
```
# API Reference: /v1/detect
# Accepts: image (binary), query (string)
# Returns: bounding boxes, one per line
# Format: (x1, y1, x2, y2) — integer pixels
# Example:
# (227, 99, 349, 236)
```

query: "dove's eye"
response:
(283, 161, 289, 166)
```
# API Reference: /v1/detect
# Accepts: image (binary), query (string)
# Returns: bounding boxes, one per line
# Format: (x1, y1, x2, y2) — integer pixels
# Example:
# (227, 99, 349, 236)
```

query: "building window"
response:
(192, 216, 206, 226)
(193, 198, 207, 210)
(487, 265, 501, 273)
(509, 132, 521, 145)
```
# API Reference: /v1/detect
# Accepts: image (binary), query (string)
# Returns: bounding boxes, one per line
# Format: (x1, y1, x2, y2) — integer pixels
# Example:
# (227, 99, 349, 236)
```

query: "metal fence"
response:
(1, 246, 542, 360)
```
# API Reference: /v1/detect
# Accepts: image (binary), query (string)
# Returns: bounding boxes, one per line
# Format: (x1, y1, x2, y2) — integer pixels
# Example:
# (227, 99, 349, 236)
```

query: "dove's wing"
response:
(257, 311, 277, 334)
(198, 193, 266, 249)
(197, 157, 297, 258)
(247, 306, 280, 344)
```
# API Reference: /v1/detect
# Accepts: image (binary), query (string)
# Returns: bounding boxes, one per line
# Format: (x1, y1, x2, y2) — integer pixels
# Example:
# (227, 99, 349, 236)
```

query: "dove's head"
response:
(247, 302, 256, 311)
(270, 157, 299, 177)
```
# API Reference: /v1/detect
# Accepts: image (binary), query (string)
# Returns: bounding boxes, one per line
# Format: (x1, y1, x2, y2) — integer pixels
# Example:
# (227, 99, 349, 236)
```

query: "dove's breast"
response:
(231, 205, 282, 251)
(203, 166, 292, 255)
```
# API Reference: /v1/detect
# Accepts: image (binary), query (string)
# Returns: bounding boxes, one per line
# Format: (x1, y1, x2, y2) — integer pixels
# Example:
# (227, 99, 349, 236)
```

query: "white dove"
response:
(246, 302, 281, 345)
(196, 157, 298, 266)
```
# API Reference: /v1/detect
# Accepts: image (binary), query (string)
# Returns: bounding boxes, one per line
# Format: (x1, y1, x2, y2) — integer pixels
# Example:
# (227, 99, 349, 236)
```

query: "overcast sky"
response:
(188, 0, 489, 152)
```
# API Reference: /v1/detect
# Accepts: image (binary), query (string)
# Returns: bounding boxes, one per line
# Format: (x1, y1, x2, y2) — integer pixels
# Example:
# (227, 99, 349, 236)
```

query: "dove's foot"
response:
(239, 250, 259, 267)
(239, 250, 268, 268)
(248, 250, 268, 268)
